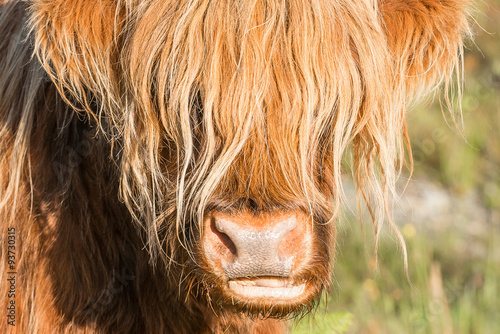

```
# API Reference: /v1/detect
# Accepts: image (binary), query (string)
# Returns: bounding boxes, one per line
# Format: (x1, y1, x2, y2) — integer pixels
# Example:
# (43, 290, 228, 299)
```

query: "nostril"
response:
(210, 217, 236, 255)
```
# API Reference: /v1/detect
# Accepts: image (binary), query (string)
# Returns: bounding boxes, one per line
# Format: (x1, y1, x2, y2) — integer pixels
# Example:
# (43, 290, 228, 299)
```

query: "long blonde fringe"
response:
(7, 0, 470, 266)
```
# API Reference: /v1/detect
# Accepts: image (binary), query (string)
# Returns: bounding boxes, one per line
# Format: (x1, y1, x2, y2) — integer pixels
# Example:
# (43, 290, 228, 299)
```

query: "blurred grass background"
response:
(294, 1, 500, 333)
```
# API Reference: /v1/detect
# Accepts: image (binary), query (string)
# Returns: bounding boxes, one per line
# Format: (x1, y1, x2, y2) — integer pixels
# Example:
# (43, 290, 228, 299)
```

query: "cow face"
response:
(29, 0, 469, 317)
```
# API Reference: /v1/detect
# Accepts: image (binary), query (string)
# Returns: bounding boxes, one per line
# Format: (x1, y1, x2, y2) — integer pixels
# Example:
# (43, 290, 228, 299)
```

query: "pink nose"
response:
(203, 211, 310, 278)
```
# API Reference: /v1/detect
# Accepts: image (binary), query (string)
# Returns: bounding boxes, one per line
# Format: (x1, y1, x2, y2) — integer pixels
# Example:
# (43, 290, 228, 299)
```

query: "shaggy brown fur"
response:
(0, 0, 470, 333)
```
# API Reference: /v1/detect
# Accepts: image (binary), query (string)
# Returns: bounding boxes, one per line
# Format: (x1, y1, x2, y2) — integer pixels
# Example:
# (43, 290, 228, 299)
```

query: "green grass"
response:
(329, 221, 500, 334)
(292, 312, 354, 334)
(292, 216, 500, 333)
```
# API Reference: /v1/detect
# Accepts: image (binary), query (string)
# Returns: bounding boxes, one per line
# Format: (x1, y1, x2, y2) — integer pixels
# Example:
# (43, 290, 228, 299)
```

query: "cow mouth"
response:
(227, 277, 307, 299)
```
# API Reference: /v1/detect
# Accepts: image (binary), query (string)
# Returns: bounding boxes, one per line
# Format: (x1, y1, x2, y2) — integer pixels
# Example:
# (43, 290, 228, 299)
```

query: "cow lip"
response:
(227, 277, 307, 299)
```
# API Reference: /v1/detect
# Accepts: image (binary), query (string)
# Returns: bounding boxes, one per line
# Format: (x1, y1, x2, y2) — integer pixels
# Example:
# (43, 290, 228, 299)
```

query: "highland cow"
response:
(0, 0, 470, 333)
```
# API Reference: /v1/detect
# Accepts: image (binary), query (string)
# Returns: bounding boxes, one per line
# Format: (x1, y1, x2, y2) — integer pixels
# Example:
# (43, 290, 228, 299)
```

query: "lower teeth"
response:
(228, 280, 306, 299)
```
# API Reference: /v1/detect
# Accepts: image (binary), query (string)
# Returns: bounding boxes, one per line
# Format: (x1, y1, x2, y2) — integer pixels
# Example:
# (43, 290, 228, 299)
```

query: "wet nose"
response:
(203, 211, 309, 278)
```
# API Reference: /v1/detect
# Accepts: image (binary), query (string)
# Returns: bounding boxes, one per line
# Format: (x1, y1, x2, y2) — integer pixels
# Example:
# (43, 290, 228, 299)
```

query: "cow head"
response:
(29, 0, 470, 317)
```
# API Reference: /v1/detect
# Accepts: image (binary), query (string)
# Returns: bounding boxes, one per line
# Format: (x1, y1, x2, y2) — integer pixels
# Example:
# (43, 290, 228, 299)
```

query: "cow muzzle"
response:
(202, 210, 312, 300)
